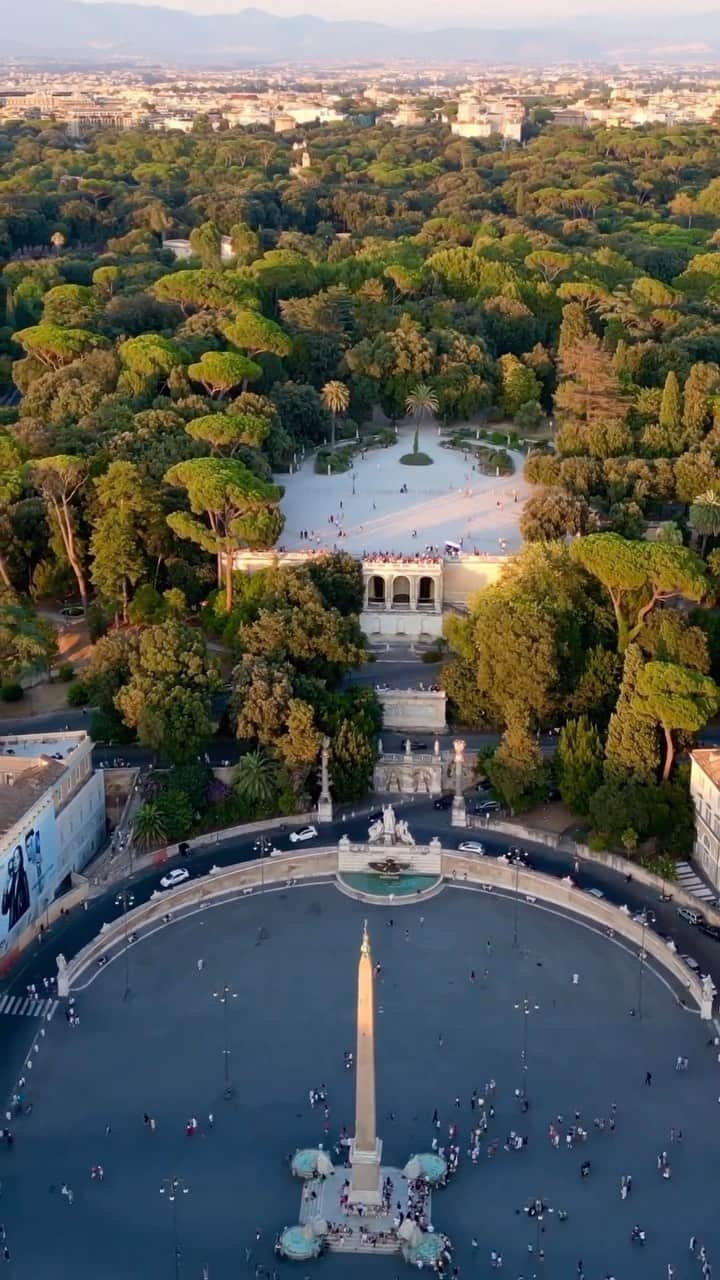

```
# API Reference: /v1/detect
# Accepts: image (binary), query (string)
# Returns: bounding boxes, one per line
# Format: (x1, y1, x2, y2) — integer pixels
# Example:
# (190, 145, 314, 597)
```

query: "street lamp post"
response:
(114, 888, 135, 1001)
(513, 857, 521, 949)
(213, 982, 237, 1100)
(514, 997, 540, 1104)
(638, 919, 646, 1021)
(253, 834, 271, 891)
(529, 1197, 549, 1276)
(160, 1176, 189, 1280)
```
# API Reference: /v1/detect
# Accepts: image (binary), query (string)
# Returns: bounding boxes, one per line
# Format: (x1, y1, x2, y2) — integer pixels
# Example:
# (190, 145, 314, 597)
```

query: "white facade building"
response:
(690, 749, 720, 890)
(0, 732, 105, 959)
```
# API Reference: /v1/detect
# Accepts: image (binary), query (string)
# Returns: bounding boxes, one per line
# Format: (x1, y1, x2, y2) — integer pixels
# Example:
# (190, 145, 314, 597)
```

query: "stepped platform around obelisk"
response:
(299, 1164, 429, 1255)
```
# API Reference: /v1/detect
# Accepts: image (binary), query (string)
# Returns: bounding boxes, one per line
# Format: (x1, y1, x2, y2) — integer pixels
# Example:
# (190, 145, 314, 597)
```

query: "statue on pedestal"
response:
(451, 738, 467, 828)
(382, 804, 397, 843)
(395, 819, 415, 847)
(317, 736, 333, 823)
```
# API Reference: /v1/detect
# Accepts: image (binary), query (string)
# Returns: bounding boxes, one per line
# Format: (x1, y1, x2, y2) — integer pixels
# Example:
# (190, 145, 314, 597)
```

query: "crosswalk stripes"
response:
(676, 861, 716, 903)
(0, 994, 57, 1020)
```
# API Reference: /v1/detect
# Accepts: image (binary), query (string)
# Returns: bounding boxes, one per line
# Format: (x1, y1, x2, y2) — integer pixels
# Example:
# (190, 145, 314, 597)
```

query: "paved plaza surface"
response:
(1, 885, 719, 1279)
(277, 425, 531, 555)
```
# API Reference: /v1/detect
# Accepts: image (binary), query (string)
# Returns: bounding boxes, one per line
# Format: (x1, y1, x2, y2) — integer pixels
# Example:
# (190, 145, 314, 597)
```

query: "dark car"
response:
(699, 922, 720, 941)
(433, 794, 453, 810)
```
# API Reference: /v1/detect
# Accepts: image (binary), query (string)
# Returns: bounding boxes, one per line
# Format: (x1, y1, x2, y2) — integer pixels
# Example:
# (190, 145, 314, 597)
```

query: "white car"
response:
(159, 867, 190, 890)
(289, 825, 318, 844)
(458, 841, 485, 855)
(586, 887, 605, 900)
(680, 954, 699, 970)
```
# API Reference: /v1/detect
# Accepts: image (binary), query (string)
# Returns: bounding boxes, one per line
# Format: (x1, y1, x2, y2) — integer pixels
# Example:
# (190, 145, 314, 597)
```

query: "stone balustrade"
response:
(442, 853, 708, 1015)
(57, 846, 712, 1017)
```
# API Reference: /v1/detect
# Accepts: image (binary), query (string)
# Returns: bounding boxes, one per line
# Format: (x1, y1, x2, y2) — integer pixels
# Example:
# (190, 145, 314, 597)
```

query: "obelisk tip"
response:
(361, 919, 370, 956)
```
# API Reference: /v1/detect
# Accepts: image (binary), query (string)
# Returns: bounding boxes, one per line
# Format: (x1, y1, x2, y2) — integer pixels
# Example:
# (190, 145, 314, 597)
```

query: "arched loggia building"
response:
(362, 558, 443, 639)
(230, 550, 506, 642)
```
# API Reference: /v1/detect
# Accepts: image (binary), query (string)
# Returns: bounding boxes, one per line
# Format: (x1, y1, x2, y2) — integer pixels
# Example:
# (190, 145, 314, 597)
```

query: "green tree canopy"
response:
(571, 533, 709, 652)
(634, 660, 720, 780)
(223, 309, 292, 358)
(187, 350, 262, 397)
(164, 456, 283, 609)
(557, 715, 604, 815)
(14, 323, 107, 370)
(0, 590, 57, 680)
(185, 412, 269, 454)
(115, 619, 219, 763)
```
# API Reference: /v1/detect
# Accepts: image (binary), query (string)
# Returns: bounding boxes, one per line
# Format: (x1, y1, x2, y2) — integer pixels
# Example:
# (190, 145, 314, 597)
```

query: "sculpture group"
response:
(368, 805, 416, 847)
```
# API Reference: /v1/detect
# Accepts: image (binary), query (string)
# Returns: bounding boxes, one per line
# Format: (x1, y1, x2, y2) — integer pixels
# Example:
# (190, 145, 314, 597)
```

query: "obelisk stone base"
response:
(348, 1137, 383, 1206)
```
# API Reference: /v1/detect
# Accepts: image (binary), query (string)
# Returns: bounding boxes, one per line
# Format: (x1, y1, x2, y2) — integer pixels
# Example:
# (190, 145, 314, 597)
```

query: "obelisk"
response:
(348, 920, 383, 1206)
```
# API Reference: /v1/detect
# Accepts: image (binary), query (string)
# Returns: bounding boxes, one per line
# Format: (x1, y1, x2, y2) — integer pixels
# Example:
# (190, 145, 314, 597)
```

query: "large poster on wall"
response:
(0, 806, 58, 953)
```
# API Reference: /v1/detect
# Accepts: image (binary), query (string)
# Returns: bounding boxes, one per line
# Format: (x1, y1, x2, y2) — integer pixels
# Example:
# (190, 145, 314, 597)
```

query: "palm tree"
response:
(234, 749, 278, 813)
(321, 380, 350, 449)
(133, 801, 169, 850)
(405, 383, 439, 454)
(689, 488, 720, 555)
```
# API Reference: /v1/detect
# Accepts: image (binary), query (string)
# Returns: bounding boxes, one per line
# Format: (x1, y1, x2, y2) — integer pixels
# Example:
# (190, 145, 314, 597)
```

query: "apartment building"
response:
(690, 749, 720, 890)
(0, 732, 105, 959)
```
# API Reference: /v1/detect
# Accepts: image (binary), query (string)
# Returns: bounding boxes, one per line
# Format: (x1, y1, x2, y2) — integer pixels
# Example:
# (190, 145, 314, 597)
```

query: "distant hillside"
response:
(3, 2, 720, 63)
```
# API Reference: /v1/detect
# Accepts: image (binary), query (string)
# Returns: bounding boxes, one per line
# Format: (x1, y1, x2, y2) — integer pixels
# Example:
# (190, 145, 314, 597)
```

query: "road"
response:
(5, 799, 720, 1000)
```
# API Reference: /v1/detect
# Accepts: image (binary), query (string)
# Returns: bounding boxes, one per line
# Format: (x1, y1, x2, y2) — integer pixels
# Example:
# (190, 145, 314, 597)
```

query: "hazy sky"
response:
(94, 0, 690, 25)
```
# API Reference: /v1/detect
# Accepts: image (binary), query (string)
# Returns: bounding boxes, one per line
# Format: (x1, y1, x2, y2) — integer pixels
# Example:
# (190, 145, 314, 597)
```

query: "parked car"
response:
(680, 954, 700, 971)
(159, 868, 190, 890)
(475, 781, 492, 793)
(699, 922, 720, 941)
(289, 825, 318, 844)
(60, 605, 84, 618)
(677, 906, 704, 926)
(433, 794, 453, 810)
(586, 887, 605, 900)
(475, 800, 501, 814)
(178, 841, 191, 857)
(458, 841, 485, 855)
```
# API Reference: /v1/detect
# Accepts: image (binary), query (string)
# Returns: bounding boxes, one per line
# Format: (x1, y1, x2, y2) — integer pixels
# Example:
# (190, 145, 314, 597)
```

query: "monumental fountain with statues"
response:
(336, 803, 445, 901)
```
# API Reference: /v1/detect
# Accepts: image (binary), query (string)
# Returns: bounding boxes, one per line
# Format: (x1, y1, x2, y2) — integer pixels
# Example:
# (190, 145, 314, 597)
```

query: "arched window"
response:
(367, 575, 385, 606)
(417, 576, 435, 607)
(392, 575, 410, 606)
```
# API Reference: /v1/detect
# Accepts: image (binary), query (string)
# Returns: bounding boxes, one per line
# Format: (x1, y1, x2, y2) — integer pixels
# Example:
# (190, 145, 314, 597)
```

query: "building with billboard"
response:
(0, 732, 105, 959)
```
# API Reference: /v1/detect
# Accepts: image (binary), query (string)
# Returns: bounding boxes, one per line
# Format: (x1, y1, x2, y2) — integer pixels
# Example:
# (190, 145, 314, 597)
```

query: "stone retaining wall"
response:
(477, 818, 720, 927)
(59, 851, 336, 993)
(59, 847, 710, 1016)
(442, 853, 707, 1014)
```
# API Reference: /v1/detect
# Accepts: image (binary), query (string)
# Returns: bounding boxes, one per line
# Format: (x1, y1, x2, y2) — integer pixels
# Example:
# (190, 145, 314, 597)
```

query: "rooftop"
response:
(0, 758, 65, 839)
(692, 748, 720, 789)
(0, 731, 91, 839)
(0, 731, 89, 762)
